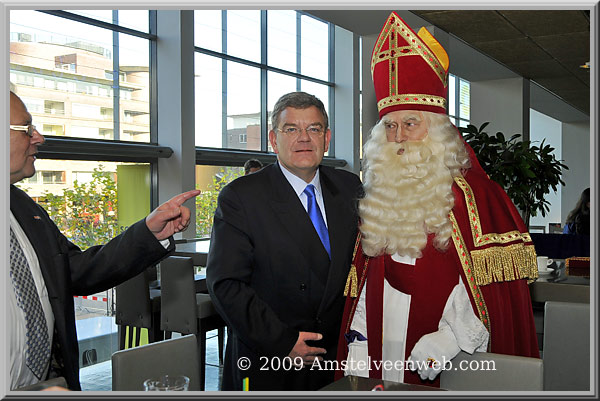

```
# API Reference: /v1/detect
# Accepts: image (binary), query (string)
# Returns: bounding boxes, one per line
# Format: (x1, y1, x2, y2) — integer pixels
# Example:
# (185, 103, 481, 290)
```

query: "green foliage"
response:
(460, 122, 568, 225)
(18, 164, 244, 246)
(195, 167, 244, 238)
(36, 166, 124, 250)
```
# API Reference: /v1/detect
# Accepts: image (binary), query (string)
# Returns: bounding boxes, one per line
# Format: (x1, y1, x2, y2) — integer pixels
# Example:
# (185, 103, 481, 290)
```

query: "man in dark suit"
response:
(207, 92, 362, 391)
(8, 90, 200, 391)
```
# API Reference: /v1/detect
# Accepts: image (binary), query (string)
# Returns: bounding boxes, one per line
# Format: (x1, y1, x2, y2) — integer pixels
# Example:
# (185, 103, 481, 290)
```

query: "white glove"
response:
(407, 326, 461, 381)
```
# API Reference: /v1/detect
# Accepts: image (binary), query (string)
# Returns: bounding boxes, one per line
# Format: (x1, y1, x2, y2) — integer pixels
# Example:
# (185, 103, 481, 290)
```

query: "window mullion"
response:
(328, 22, 335, 156)
(221, 10, 228, 149)
(112, 10, 120, 141)
(261, 10, 268, 151)
(296, 12, 301, 91)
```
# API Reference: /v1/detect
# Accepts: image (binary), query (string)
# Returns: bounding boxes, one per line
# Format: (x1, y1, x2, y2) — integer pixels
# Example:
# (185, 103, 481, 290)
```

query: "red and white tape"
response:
(73, 295, 108, 302)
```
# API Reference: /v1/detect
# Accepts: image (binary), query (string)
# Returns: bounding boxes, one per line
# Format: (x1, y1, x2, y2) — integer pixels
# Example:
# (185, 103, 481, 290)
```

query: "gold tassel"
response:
(344, 264, 358, 298)
(471, 244, 538, 286)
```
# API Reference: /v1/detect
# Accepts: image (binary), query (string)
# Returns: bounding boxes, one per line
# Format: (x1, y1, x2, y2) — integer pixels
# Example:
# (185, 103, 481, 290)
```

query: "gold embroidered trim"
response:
(449, 211, 491, 336)
(345, 233, 370, 334)
(377, 94, 447, 111)
(371, 15, 447, 87)
(471, 244, 538, 286)
(345, 258, 369, 334)
(344, 264, 358, 298)
(388, 27, 397, 104)
(344, 233, 363, 298)
(454, 176, 532, 247)
(374, 47, 415, 64)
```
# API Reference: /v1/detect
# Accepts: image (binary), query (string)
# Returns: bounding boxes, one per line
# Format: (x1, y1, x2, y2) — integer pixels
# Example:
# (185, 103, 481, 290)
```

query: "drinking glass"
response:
(143, 375, 189, 391)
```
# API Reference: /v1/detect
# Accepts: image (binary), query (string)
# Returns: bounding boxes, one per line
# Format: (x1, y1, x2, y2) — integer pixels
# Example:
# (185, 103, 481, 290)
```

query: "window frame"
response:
(448, 73, 471, 128)
(192, 10, 345, 168)
(12, 10, 164, 208)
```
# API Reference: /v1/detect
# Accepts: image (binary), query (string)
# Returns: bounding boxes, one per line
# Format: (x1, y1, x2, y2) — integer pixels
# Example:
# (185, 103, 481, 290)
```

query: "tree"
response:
(30, 166, 124, 250)
(460, 122, 568, 225)
(196, 167, 243, 238)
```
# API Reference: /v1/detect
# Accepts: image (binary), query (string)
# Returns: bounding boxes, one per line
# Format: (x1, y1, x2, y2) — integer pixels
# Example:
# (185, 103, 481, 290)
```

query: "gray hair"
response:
(271, 91, 328, 131)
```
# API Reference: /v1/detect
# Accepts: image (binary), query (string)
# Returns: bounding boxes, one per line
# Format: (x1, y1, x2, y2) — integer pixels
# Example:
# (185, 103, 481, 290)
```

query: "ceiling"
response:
(306, 10, 590, 118)
(412, 10, 590, 115)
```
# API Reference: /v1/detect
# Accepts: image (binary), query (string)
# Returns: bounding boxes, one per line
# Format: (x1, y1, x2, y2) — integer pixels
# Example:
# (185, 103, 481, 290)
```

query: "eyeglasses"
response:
(10, 124, 37, 138)
(277, 125, 325, 137)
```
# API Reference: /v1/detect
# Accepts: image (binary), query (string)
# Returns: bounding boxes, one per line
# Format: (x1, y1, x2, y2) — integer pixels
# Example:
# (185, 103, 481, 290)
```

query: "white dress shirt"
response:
(278, 163, 328, 228)
(9, 212, 54, 390)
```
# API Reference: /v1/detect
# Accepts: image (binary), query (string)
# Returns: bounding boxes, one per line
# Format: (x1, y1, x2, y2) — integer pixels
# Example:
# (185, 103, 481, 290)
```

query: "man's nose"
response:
(394, 128, 407, 143)
(31, 127, 45, 144)
(297, 128, 311, 141)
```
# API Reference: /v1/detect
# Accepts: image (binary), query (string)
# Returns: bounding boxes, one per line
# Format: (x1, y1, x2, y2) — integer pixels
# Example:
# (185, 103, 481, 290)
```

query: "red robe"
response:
(336, 166, 540, 387)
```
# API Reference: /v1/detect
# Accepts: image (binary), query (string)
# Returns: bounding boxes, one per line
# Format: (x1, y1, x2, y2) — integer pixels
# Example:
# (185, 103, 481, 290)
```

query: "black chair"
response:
(115, 268, 163, 349)
(160, 256, 225, 390)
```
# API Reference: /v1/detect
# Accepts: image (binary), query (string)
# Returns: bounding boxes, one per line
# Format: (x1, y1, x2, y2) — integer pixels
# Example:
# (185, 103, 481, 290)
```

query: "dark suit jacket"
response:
(206, 163, 362, 391)
(10, 185, 174, 390)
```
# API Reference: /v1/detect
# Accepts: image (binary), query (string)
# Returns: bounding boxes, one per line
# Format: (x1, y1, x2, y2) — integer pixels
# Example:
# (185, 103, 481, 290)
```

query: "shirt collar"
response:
(277, 162, 323, 198)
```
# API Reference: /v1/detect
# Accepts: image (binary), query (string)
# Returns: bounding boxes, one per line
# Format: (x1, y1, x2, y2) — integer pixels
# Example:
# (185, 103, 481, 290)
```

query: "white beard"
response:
(359, 122, 456, 258)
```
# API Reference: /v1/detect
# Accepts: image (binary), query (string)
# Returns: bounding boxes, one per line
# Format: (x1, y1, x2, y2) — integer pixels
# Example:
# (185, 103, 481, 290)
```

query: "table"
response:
(173, 240, 210, 266)
(529, 260, 590, 303)
(320, 376, 445, 391)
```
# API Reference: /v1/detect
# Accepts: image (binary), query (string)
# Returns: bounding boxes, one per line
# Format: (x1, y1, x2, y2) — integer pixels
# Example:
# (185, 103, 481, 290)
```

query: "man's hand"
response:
(145, 190, 201, 240)
(288, 331, 327, 366)
(41, 386, 70, 391)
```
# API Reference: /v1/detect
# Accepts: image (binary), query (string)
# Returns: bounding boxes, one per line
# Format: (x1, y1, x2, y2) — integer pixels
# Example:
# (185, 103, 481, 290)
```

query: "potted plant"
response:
(459, 122, 568, 226)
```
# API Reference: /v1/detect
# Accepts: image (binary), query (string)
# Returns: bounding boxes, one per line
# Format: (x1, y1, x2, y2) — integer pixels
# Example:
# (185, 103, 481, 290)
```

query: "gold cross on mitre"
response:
(370, 12, 450, 114)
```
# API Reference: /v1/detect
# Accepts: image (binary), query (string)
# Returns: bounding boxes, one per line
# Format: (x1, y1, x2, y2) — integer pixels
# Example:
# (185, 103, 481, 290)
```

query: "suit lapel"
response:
(10, 185, 64, 301)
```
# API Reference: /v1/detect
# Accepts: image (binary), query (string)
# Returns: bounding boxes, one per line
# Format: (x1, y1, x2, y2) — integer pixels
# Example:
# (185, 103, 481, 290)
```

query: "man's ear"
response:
(323, 129, 332, 153)
(268, 130, 279, 154)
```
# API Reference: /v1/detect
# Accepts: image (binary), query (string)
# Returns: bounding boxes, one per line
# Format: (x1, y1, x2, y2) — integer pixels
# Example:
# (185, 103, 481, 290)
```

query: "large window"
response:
(194, 165, 245, 238)
(193, 10, 333, 152)
(193, 10, 335, 237)
(448, 73, 471, 128)
(16, 160, 151, 249)
(10, 10, 151, 143)
(10, 10, 156, 244)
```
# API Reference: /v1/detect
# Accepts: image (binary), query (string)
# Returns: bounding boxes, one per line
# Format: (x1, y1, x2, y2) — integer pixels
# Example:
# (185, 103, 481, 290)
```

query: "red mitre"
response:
(371, 12, 449, 118)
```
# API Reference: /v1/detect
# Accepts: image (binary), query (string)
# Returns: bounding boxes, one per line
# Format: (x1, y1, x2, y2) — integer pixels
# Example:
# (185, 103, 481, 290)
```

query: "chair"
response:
(543, 301, 590, 391)
(115, 268, 163, 349)
(439, 351, 543, 390)
(160, 256, 226, 391)
(111, 334, 200, 391)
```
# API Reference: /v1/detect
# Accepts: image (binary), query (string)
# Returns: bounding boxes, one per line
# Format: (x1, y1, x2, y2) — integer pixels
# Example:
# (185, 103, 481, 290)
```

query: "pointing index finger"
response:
(170, 189, 202, 206)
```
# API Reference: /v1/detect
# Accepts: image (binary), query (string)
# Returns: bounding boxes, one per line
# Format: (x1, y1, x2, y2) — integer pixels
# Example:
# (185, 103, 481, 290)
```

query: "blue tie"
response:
(303, 184, 331, 258)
